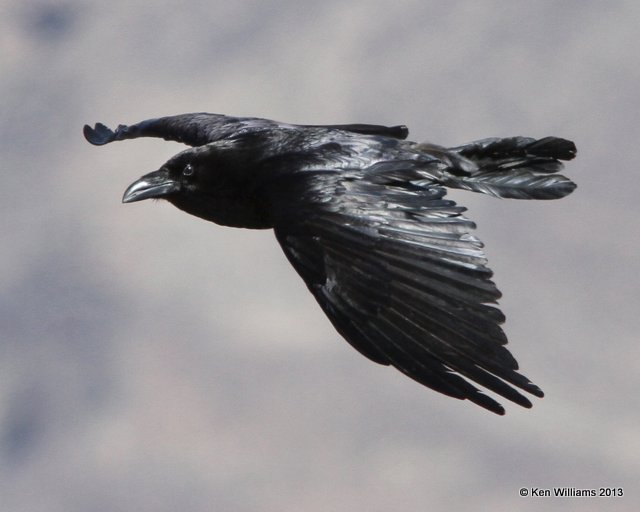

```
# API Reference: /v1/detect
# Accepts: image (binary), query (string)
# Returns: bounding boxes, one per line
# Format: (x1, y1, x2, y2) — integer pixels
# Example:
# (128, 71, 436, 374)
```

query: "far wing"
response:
(272, 170, 543, 414)
(84, 113, 409, 147)
(83, 113, 261, 147)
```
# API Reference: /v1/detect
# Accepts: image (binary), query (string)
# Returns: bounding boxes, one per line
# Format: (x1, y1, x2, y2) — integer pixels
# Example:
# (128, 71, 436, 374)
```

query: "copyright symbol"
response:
(519, 488, 528, 497)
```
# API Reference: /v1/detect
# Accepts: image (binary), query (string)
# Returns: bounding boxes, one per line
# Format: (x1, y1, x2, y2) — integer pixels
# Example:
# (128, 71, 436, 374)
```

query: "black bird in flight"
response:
(84, 113, 576, 415)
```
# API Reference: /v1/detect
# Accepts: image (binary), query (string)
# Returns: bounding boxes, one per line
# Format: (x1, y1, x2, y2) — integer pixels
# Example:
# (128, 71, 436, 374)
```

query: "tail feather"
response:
(451, 136, 576, 162)
(445, 136, 577, 200)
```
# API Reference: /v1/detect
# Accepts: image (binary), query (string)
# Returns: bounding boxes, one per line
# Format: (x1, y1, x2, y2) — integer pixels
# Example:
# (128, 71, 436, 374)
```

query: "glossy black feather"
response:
(84, 112, 576, 414)
(84, 113, 409, 147)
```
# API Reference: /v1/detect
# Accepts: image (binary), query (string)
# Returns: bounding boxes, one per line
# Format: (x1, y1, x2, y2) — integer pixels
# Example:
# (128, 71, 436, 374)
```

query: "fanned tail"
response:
(445, 136, 577, 200)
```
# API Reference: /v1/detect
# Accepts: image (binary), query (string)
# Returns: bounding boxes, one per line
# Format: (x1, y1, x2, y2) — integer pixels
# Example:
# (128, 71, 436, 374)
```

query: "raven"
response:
(84, 113, 576, 415)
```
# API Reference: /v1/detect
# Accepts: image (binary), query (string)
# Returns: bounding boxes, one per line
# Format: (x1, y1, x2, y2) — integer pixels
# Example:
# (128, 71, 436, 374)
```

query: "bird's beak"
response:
(122, 169, 180, 203)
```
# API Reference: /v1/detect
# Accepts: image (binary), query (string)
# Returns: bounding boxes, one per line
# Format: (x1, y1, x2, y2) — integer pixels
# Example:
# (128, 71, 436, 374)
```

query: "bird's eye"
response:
(183, 164, 194, 177)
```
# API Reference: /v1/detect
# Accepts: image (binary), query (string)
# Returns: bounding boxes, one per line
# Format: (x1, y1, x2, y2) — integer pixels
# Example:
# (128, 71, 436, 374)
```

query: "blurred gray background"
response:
(1, 0, 638, 510)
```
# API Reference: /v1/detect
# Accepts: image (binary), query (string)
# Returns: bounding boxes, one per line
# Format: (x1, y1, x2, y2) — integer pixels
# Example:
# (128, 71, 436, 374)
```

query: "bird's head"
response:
(122, 143, 272, 229)
(122, 146, 209, 205)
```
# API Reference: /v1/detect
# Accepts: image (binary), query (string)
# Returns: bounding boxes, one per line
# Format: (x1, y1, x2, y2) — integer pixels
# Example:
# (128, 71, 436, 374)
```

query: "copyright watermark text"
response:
(519, 487, 624, 498)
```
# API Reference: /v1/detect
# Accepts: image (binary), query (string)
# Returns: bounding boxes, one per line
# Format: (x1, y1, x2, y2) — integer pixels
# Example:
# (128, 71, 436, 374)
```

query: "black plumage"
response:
(84, 113, 577, 414)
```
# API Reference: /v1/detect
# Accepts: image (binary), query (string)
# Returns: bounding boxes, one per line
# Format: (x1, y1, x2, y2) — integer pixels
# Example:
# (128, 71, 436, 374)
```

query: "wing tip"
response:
(469, 392, 506, 415)
(83, 122, 116, 145)
(526, 383, 545, 399)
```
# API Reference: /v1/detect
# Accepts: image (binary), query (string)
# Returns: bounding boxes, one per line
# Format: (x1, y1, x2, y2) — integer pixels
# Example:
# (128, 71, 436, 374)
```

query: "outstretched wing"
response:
(272, 169, 543, 415)
(83, 113, 261, 147)
(84, 113, 409, 147)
